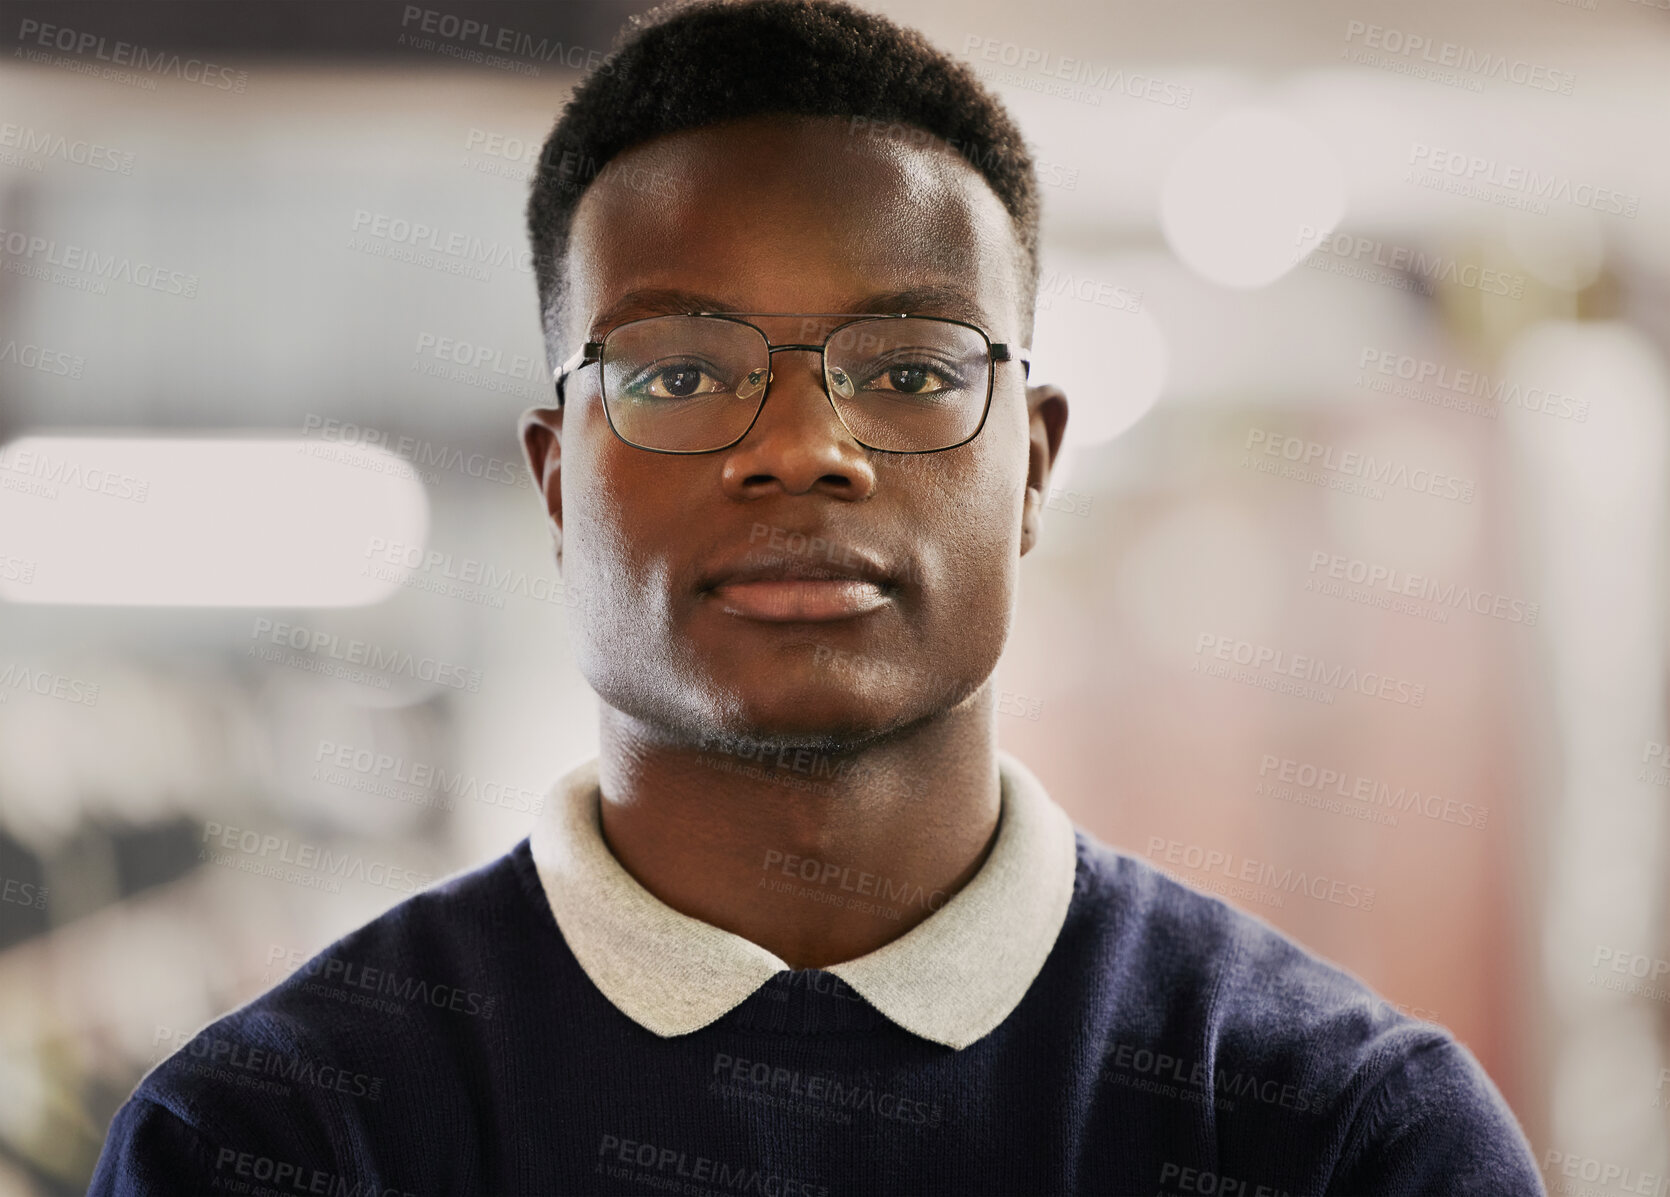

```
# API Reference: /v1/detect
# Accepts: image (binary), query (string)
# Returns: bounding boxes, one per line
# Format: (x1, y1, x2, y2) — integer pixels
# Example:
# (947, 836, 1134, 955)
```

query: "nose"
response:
(718, 347, 878, 501)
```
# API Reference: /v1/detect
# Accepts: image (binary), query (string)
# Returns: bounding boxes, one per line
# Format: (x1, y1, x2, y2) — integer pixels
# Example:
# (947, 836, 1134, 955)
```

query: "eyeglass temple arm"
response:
(552, 341, 604, 407)
(993, 343, 1031, 380)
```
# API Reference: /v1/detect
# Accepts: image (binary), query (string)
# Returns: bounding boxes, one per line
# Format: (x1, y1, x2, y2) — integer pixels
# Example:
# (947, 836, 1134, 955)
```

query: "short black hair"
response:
(525, 0, 1040, 348)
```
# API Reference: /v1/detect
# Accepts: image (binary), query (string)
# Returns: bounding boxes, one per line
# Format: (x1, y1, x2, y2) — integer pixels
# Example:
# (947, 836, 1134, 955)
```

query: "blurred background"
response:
(2, 0, 1667, 1190)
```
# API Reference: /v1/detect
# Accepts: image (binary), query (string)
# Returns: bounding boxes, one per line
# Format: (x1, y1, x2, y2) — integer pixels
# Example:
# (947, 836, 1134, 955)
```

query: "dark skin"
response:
(520, 114, 1067, 969)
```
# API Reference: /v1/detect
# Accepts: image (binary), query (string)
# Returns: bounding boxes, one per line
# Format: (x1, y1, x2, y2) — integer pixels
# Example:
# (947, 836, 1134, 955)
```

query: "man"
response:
(93, 1, 1545, 1193)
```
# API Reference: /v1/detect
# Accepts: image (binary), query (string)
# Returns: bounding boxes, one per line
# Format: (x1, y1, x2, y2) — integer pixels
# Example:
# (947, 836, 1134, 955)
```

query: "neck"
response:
(595, 693, 1002, 969)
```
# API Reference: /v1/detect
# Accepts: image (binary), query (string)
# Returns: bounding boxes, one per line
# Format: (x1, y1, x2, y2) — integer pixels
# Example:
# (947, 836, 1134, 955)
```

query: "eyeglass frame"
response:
(550, 311, 1031, 456)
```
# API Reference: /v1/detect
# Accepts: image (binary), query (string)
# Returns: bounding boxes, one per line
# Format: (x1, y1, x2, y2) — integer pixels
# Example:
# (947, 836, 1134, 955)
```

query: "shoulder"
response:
(1065, 829, 1396, 1039)
(160, 837, 537, 1087)
(1062, 830, 1540, 1184)
(91, 840, 542, 1193)
(219, 835, 535, 1043)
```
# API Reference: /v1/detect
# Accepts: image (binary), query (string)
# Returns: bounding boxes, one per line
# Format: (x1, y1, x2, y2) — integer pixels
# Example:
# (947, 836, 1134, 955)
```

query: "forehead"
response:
(561, 114, 1023, 336)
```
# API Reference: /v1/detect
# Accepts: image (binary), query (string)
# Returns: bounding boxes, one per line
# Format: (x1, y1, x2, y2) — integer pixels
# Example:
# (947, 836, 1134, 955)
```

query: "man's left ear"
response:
(1020, 384, 1069, 557)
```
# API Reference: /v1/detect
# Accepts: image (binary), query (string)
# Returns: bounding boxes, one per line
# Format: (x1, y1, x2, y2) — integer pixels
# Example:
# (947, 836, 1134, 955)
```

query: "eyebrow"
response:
(590, 288, 725, 334)
(588, 283, 995, 337)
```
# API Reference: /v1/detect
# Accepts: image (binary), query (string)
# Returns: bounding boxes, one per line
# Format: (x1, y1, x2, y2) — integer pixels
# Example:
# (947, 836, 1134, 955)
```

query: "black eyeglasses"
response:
(551, 311, 1030, 455)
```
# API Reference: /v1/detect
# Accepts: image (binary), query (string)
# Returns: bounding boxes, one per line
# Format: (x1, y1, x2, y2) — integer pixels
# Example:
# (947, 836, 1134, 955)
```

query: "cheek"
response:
(561, 427, 670, 619)
(907, 429, 1026, 653)
(956, 397, 1029, 557)
(561, 456, 686, 702)
(940, 487, 1020, 628)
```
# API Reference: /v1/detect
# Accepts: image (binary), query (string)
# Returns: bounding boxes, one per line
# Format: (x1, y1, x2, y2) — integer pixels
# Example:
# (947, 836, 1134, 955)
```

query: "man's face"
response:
(522, 114, 1064, 751)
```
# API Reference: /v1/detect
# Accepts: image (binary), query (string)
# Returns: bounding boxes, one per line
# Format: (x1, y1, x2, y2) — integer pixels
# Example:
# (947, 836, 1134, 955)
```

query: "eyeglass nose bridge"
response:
(736, 341, 849, 404)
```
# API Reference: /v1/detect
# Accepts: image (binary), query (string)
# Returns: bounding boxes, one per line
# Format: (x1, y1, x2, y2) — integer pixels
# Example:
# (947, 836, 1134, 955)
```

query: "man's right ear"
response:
(518, 405, 564, 563)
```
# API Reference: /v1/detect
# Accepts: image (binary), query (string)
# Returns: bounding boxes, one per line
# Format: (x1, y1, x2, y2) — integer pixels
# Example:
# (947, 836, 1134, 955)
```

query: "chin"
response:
(705, 688, 907, 755)
(587, 657, 889, 749)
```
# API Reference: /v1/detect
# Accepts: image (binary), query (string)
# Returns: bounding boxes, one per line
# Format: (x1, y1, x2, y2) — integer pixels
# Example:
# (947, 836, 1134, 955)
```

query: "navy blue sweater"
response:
(91, 831, 1543, 1196)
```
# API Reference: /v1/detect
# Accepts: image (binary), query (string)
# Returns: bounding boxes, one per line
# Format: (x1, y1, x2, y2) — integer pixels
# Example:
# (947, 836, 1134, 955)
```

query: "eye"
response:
(883, 364, 934, 394)
(855, 354, 967, 398)
(620, 357, 732, 401)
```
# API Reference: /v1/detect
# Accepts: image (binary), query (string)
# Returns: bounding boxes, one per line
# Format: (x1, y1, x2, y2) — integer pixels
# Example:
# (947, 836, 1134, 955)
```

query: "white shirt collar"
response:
(528, 750, 1079, 1051)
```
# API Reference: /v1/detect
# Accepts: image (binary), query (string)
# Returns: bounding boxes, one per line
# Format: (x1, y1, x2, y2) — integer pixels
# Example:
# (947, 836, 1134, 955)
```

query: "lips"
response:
(698, 540, 901, 623)
(712, 578, 889, 621)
